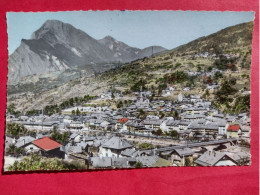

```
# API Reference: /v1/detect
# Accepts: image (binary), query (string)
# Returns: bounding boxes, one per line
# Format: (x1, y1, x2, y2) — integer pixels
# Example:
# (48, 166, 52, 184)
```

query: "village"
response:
(4, 87, 251, 170)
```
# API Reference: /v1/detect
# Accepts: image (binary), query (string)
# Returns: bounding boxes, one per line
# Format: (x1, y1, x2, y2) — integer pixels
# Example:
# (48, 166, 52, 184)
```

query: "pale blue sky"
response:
(7, 11, 255, 54)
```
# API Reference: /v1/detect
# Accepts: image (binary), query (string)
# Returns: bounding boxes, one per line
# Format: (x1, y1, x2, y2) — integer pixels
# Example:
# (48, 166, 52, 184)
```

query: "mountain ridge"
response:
(8, 20, 167, 84)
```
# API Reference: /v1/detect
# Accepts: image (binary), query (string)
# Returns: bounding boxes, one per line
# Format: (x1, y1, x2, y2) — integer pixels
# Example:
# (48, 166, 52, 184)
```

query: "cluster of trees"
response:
(114, 99, 133, 109)
(168, 71, 188, 84)
(6, 103, 21, 116)
(6, 123, 36, 138)
(152, 129, 164, 136)
(6, 144, 25, 156)
(43, 95, 96, 116)
(155, 71, 189, 93)
(214, 71, 223, 80)
(215, 79, 238, 104)
(241, 50, 251, 69)
(152, 129, 178, 138)
(138, 143, 153, 150)
(50, 127, 70, 145)
(26, 109, 42, 116)
(130, 79, 147, 92)
(165, 130, 178, 138)
(214, 56, 238, 71)
(8, 154, 88, 171)
(166, 110, 180, 119)
(231, 95, 250, 114)
(202, 75, 214, 85)
(137, 109, 147, 120)
(71, 108, 81, 116)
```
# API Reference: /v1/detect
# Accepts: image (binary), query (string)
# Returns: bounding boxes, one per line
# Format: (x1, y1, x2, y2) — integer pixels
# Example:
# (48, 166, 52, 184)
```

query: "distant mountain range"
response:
(8, 20, 166, 84)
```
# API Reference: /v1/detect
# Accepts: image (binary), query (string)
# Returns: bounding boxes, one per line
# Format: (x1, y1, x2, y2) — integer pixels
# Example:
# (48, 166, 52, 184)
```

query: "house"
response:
(142, 119, 163, 130)
(135, 155, 172, 167)
(190, 95, 201, 102)
(5, 136, 15, 148)
(227, 125, 241, 138)
(15, 136, 36, 149)
(135, 97, 150, 108)
(30, 137, 65, 158)
(215, 120, 228, 135)
(178, 93, 183, 102)
(195, 151, 238, 166)
(100, 121, 110, 130)
(161, 120, 180, 132)
(178, 121, 190, 131)
(169, 85, 175, 91)
(99, 136, 133, 158)
(65, 143, 83, 154)
(115, 118, 129, 131)
(67, 121, 84, 130)
(161, 148, 194, 165)
(91, 157, 112, 168)
(90, 157, 130, 168)
(69, 133, 82, 143)
(207, 84, 220, 91)
(183, 87, 190, 91)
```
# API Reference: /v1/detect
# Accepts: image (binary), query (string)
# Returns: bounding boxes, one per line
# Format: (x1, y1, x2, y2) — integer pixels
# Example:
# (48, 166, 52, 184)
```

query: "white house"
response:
(99, 136, 133, 158)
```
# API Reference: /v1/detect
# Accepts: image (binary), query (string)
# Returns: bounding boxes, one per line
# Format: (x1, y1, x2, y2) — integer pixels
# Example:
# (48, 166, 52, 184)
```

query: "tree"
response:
(135, 161, 143, 168)
(159, 111, 165, 119)
(76, 108, 81, 116)
(6, 123, 27, 138)
(214, 71, 223, 80)
(184, 157, 193, 166)
(154, 128, 163, 136)
(138, 109, 147, 120)
(203, 89, 210, 99)
(117, 101, 123, 108)
(174, 111, 179, 119)
(51, 129, 70, 145)
(170, 130, 178, 138)
(71, 110, 76, 115)
(207, 66, 213, 72)
(111, 92, 115, 99)
(197, 65, 202, 72)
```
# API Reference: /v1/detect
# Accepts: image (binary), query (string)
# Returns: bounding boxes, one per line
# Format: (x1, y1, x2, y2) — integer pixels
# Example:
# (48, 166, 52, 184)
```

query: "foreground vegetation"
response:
(8, 154, 88, 171)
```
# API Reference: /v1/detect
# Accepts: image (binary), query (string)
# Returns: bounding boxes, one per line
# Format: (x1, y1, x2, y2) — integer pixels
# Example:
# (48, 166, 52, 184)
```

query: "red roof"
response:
(227, 125, 240, 131)
(118, 118, 129, 123)
(33, 137, 61, 151)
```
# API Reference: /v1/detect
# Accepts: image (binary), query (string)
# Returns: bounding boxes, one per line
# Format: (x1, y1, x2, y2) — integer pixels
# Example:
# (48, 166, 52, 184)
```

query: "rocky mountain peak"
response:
(8, 19, 167, 84)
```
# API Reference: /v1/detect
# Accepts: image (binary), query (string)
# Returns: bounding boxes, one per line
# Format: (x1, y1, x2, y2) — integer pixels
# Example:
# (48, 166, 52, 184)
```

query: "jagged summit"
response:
(8, 20, 167, 84)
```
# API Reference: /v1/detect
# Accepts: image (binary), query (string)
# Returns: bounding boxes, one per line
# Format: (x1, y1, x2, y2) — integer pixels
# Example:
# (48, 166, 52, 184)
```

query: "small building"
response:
(227, 125, 241, 138)
(31, 137, 65, 158)
(178, 93, 183, 102)
(195, 151, 238, 166)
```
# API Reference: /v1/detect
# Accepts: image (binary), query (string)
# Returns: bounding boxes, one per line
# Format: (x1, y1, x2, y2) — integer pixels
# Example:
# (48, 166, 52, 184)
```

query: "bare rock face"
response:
(8, 20, 166, 84)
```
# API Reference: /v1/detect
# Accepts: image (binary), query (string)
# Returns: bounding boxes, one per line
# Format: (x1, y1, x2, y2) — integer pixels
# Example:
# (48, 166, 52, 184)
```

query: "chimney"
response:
(23, 139, 25, 145)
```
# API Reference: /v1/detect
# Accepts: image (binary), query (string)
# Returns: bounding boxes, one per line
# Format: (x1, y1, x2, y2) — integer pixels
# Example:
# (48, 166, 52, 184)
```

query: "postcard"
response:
(4, 11, 255, 172)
